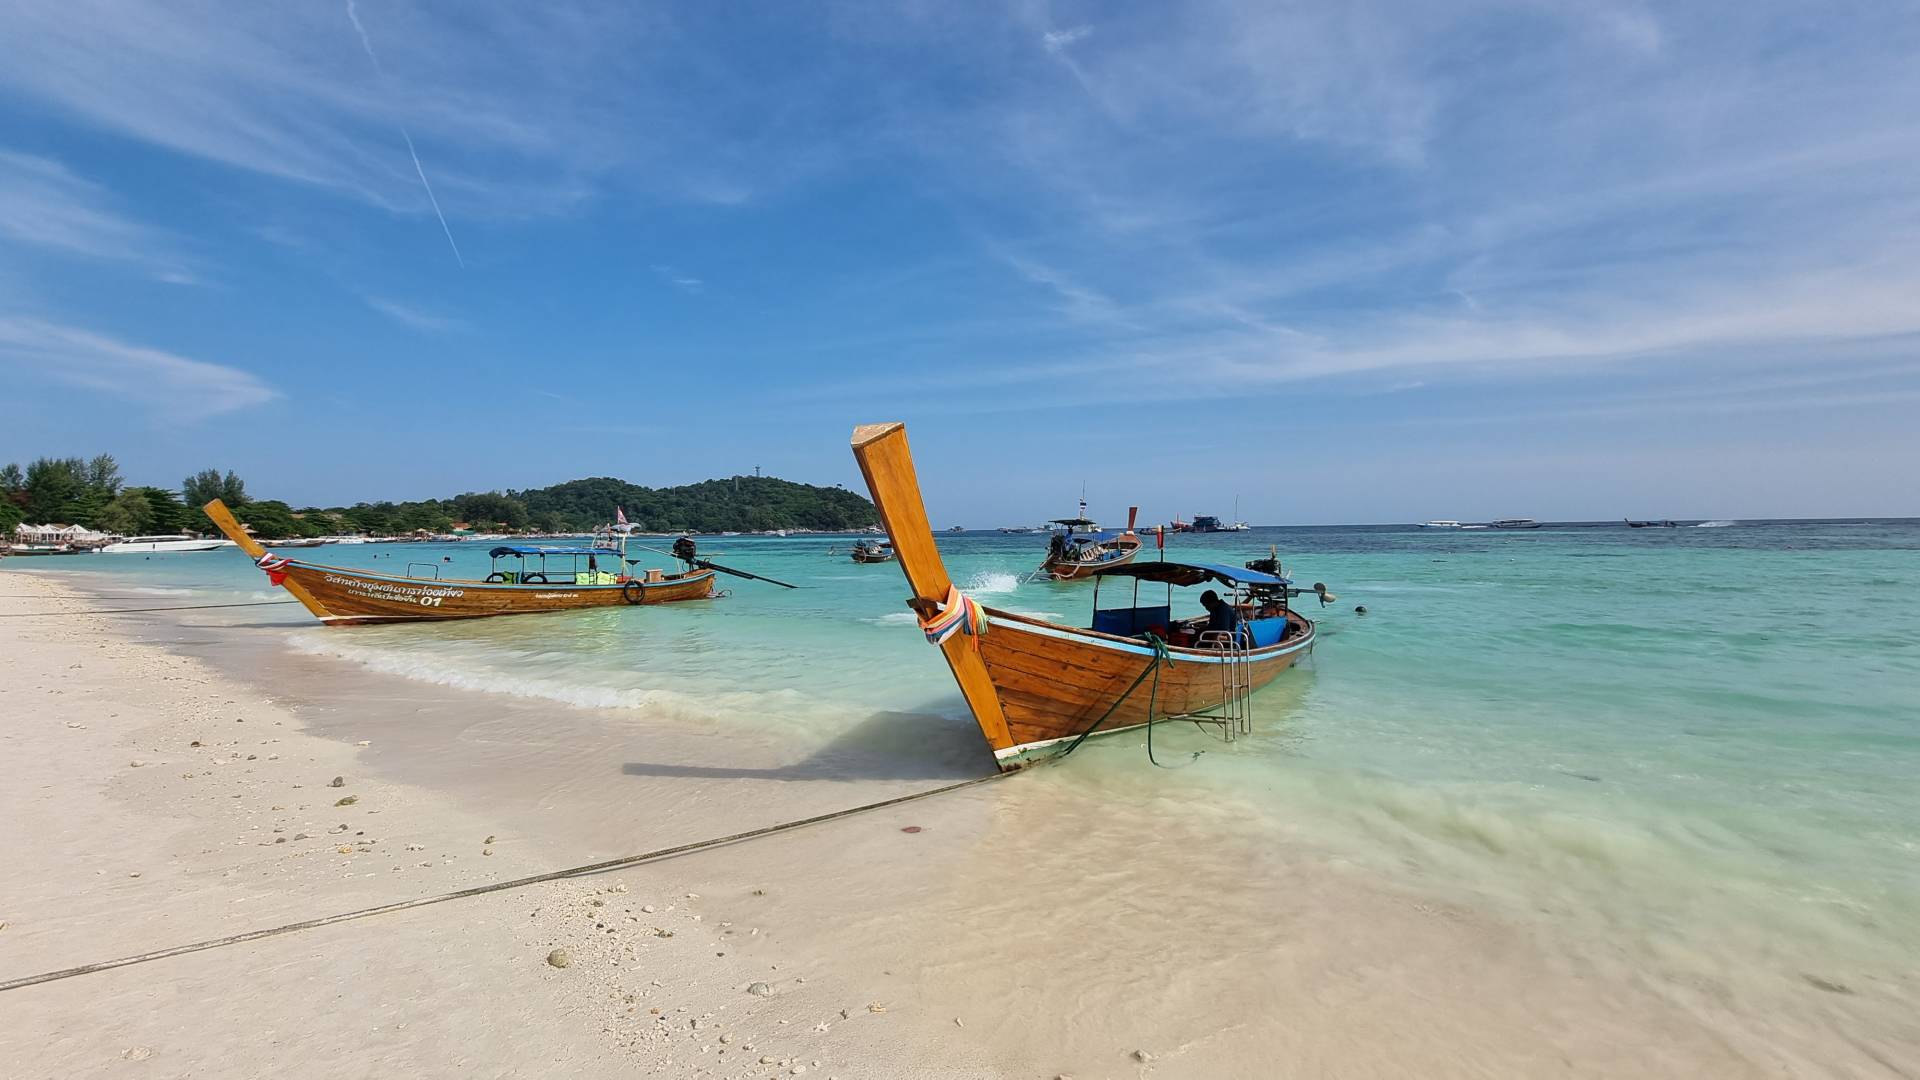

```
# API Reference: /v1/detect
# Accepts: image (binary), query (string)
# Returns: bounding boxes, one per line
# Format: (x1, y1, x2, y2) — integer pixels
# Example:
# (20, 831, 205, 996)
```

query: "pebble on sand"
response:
(1132, 1049, 1154, 1063)
(335, 795, 358, 806)
(328, 776, 345, 787)
(747, 982, 773, 997)
(547, 949, 571, 968)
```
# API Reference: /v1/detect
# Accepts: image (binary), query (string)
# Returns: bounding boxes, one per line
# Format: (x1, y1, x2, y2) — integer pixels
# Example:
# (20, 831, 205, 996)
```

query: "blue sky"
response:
(2, 1, 1917, 525)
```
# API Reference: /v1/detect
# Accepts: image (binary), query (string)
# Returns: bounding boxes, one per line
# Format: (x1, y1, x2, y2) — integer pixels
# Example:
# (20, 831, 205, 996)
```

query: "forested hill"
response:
(512, 475, 877, 533)
(1, 454, 877, 539)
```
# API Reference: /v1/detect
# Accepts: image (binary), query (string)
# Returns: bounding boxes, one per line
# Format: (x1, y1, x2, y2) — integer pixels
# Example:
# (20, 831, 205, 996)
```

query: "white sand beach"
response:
(2, 572, 1908, 1078)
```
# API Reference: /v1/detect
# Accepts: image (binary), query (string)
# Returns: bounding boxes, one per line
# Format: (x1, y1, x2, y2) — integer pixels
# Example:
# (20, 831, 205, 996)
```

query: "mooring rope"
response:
(0, 767, 1021, 994)
(0, 600, 301, 618)
(1050, 633, 1172, 762)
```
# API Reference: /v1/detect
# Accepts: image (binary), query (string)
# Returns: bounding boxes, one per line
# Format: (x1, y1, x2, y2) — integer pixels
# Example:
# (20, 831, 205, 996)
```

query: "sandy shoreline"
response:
(3, 570, 1911, 1077)
(0, 573, 990, 1078)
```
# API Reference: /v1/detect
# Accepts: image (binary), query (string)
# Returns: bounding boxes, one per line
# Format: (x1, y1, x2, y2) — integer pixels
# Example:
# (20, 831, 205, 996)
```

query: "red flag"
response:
(1156, 526, 1165, 550)
(615, 506, 629, 527)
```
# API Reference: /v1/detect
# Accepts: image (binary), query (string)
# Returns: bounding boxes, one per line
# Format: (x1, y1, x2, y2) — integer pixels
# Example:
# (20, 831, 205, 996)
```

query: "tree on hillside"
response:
(128, 487, 191, 534)
(183, 468, 247, 510)
(0, 494, 21, 535)
(95, 490, 153, 536)
(236, 500, 302, 539)
(0, 463, 24, 497)
(23, 457, 87, 523)
(86, 454, 123, 498)
(452, 492, 528, 530)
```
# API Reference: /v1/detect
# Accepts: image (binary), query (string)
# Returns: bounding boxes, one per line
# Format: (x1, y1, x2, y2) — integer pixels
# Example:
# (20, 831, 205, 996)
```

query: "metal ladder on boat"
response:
(1177, 630, 1254, 741)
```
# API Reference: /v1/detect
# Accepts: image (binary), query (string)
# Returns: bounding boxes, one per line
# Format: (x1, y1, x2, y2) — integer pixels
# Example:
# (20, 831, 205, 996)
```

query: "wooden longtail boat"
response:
(1039, 502, 1142, 581)
(851, 423, 1316, 770)
(850, 539, 895, 563)
(203, 499, 715, 625)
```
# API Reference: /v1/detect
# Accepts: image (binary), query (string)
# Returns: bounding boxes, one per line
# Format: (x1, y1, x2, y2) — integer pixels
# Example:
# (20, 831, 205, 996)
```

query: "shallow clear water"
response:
(16, 519, 1920, 992)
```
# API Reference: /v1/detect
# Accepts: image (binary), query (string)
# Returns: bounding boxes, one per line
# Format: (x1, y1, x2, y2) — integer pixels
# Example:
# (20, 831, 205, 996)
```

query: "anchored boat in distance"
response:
(1036, 500, 1142, 581)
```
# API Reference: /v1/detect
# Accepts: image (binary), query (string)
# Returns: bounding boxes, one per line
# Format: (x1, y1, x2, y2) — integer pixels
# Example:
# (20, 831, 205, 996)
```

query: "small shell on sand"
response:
(547, 949, 571, 968)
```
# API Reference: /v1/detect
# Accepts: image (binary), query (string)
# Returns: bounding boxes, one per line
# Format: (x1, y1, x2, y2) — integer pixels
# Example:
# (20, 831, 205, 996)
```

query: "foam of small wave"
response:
(1693, 520, 1737, 528)
(284, 634, 813, 723)
(1004, 609, 1065, 620)
(289, 635, 669, 710)
(123, 585, 195, 597)
(866, 611, 921, 626)
(965, 570, 1021, 595)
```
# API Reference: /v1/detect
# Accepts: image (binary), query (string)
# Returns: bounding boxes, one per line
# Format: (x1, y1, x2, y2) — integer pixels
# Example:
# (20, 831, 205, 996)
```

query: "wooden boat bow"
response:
(850, 423, 1016, 755)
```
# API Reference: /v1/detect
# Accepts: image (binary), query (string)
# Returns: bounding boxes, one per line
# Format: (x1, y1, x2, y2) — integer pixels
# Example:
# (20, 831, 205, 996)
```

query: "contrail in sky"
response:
(346, 1, 465, 268)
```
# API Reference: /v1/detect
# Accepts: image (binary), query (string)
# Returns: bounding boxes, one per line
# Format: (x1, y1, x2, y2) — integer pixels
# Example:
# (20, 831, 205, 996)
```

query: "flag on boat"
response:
(615, 506, 629, 528)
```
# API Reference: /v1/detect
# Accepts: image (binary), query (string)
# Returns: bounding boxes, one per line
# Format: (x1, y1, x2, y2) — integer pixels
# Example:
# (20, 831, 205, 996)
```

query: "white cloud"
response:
(1042, 26, 1092, 54)
(650, 265, 704, 293)
(364, 297, 468, 333)
(0, 150, 192, 279)
(0, 317, 277, 414)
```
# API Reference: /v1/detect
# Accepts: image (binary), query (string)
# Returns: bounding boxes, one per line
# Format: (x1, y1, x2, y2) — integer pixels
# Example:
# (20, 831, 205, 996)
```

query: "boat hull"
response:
(276, 561, 716, 625)
(978, 609, 1314, 762)
(851, 552, 895, 563)
(1043, 539, 1142, 580)
(99, 539, 233, 553)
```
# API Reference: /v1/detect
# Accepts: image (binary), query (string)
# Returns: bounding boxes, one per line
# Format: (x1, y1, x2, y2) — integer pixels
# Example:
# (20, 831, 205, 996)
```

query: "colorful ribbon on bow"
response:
(917, 585, 987, 647)
(255, 552, 291, 586)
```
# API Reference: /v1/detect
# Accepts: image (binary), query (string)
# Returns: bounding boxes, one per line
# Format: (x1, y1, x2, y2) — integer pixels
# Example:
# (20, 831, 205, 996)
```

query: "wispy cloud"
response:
(0, 150, 194, 281)
(0, 317, 276, 415)
(1042, 26, 1092, 54)
(650, 264, 704, 293)
(364, 297, 468, 333)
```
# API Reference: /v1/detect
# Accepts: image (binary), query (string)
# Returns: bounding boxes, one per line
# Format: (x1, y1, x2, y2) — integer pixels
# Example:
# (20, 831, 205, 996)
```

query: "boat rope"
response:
(0, 599, 301, 618)
(0, 767, 1021, 995)
(1049, 632, 1173, 762)
(916, 586, 987, 647)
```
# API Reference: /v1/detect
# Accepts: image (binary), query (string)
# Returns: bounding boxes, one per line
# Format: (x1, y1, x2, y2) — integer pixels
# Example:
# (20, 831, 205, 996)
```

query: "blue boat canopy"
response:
(489, 545, 608, 559)
(1091, 560, 1292, 588)
(1062, 530, 1122, 544)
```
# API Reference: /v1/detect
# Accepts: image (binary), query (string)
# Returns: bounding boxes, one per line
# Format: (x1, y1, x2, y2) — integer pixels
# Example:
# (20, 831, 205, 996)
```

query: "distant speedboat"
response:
(947, 525, 965, 532)
(99, 534, 233, 554)
(1418, 520, 1465, 529)
(1491, 518, 1542, 530)
(997, 524, 1045, 534)
(1624, 518, 1679, 528)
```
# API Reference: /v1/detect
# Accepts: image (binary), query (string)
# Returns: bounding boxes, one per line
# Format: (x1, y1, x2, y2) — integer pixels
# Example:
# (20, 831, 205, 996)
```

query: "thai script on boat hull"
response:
(321, 573, 466, 601)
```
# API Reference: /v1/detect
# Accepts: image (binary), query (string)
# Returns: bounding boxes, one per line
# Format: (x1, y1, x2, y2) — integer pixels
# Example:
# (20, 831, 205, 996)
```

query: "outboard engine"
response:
(671, 535, 698, 568)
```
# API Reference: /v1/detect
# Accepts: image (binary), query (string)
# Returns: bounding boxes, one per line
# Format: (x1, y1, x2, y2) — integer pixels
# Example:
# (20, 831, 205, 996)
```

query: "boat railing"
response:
(406, 562, 442, 579)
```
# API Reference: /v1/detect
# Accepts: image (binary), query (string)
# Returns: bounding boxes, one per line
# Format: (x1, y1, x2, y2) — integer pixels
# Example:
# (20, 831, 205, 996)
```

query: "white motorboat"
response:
(1417, 520, 1465, 529)
(98, 534, 233, 554)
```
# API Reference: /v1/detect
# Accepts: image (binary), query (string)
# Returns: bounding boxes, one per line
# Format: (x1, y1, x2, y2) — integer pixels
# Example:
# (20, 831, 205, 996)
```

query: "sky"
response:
(2, 0, 1918, 525)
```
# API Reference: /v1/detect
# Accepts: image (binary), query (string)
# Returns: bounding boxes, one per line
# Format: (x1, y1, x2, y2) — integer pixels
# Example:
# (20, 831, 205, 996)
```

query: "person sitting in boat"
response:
(1201, 589, 1240, 638)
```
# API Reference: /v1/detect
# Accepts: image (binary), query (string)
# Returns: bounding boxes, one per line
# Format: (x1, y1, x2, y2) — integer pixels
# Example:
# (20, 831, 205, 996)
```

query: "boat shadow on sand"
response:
(622, 706, 991, 783)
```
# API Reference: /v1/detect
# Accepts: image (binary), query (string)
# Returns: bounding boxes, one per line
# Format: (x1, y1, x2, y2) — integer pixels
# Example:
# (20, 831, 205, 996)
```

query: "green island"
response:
(1, 456, 878, 539)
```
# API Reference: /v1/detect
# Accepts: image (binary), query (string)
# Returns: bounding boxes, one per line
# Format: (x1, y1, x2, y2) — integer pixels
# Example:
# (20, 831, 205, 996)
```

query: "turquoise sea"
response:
(12, 519, 1920, 1017)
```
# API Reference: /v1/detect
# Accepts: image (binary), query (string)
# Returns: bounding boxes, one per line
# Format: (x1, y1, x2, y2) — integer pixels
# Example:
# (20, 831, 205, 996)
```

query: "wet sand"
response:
(2, 572, 1903, 1077)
